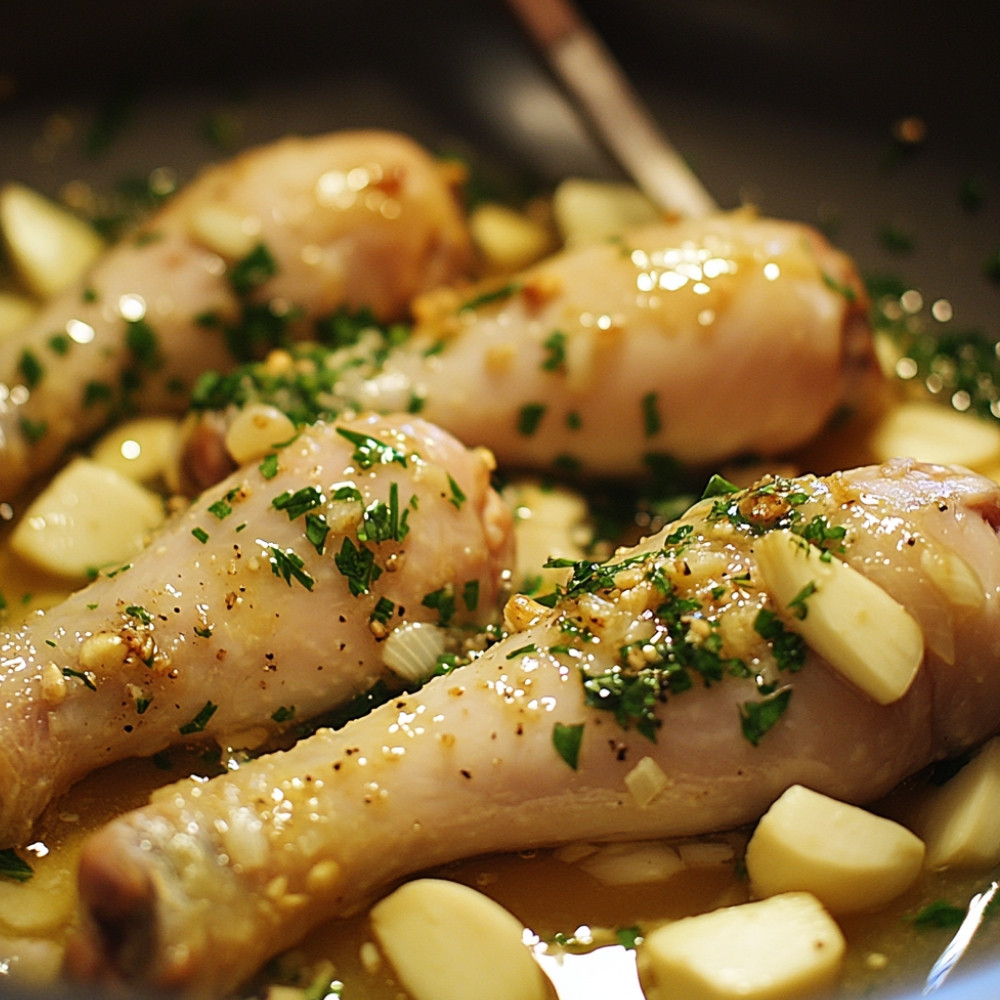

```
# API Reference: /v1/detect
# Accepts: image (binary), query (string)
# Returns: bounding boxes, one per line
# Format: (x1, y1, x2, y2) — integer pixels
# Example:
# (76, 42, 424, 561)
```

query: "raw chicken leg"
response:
(0, 130, 472, 499)
(65, 459, 1000, 995)
(0, 413, 513, 846)
(183, 209, 882, 488)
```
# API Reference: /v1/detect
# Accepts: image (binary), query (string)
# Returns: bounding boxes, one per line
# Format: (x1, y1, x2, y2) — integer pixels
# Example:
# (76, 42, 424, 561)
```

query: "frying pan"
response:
(1, 1, 1000, 996)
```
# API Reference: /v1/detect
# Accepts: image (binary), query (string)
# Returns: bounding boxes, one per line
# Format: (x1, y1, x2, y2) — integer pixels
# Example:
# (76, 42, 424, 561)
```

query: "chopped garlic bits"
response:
(753, 529, 923, 704)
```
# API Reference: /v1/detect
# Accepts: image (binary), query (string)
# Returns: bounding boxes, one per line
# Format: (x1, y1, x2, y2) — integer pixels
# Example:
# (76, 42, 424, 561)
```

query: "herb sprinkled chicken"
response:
(0, 131, 473, 500)
(180, 209, 882, 489)
(65, 459, 1000, 995)
(0, 413, 513, 846)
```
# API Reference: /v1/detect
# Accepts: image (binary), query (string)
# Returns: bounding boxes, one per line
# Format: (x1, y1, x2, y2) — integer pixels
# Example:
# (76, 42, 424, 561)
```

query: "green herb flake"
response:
(230, 242, 278, 296)
(0, 848, 34, 883)
(271, 705, 296, 724)
(47, 333, 72, 355)
(552, 721, 585, 770)
(788, 581, 817, 620)
(259, 453, 280, 479)
(179, 700, 218, 735)
(207, 498, 233, 520)
(334, 537, 382, 596)
(18, 416, 48, 444)
(517, 402, 546, 436)
(304, 512, 330, 555)
(18, 349, 44, 389)
(739, 689, 792, 746)
(272, 486, 324, 520)
(907, 900, 967, 930)
(616, 926, 643, 950)
(421, 585, 456, 626)
(370, 596, 396, 626)
(447, 474, 467, 510)
(754, 609, 807, 672)
(641, 391, 662, 437)
(459, 281, 522, 312)
(126, 317, 161, 370)
(336, 427, 409, 470)
(264, 542, 315, 591)
(62, 666, 97, 691)
(191, 526, 210, 544)
(125, 604, 153, 624)
(700, 473, 740, 499)
(462, 579, 480, 612)
(193, 625, 213, 638)
(541, 329, 567, 371)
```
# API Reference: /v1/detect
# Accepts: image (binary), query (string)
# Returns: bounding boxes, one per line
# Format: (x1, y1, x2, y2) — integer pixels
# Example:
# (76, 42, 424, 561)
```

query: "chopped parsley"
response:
(541, 329, 567, 371)
(552, 721, 584, 770)
(191, 526, 210, 544)
(18, 349, 44, 389)
(0, 848, 33, 883)
(62, 667, 97, 691)
(229, 242, 278, 296)
(264, 542, 315, 590)
(334, 538, 382, 596)
(272, 486, 324, 519)
(358, 483, 411, 544)
(259, 453, 280, 479)
(421, 585, 456, 626)
(739, 689, 792, 746)
(336, 427, 409, 470)
(179, 701, 218, 735)
(459, 281, 522, 312)
(447, 474, 467, 510)
(517, 402, 546, 436)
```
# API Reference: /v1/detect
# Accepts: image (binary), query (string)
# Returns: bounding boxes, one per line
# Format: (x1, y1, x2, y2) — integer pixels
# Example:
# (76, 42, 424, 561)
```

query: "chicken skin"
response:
(180, 210, 882, 490)
(0, 413, 513, 847)
(64, 459, 1000, 995)
(0, 131, 472, 499)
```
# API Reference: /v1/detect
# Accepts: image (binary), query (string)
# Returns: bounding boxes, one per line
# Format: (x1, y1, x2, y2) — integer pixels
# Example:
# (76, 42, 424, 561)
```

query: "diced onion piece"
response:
(908, 736, 1000, 870)
(552, 178, 660, 246)
(745, 785, 925, 914)
(381, 621, 447, 684)
(369, 879, 551, 1000)
(0, 182, 104, 298)
(869, 401, 1000, 472)
(10, 458, 165, 580)
(188, 203, 260, 260)
(224, 403, 298, 465)
(637, 892, 845, 1000)
(469, 202, 555, 274)
(90, 416, 180, 484)
(0, 289, 38, 338)
(576, 841, 685, 886)
(625, 755, 669, 808)
(753, 529, 923, 704)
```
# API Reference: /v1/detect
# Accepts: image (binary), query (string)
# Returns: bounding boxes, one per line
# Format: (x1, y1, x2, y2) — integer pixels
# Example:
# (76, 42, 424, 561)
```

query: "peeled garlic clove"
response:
(908, 736, 1000, 870)
(753, 529, 923, 704)
(745, 784, 925, 914)
(224, 403, 298, 465)
(369, 879, 551, 1000)
(10, 458, 165, 580)
(0, 182, 104, 298)
(638, 892, 845, 1000)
